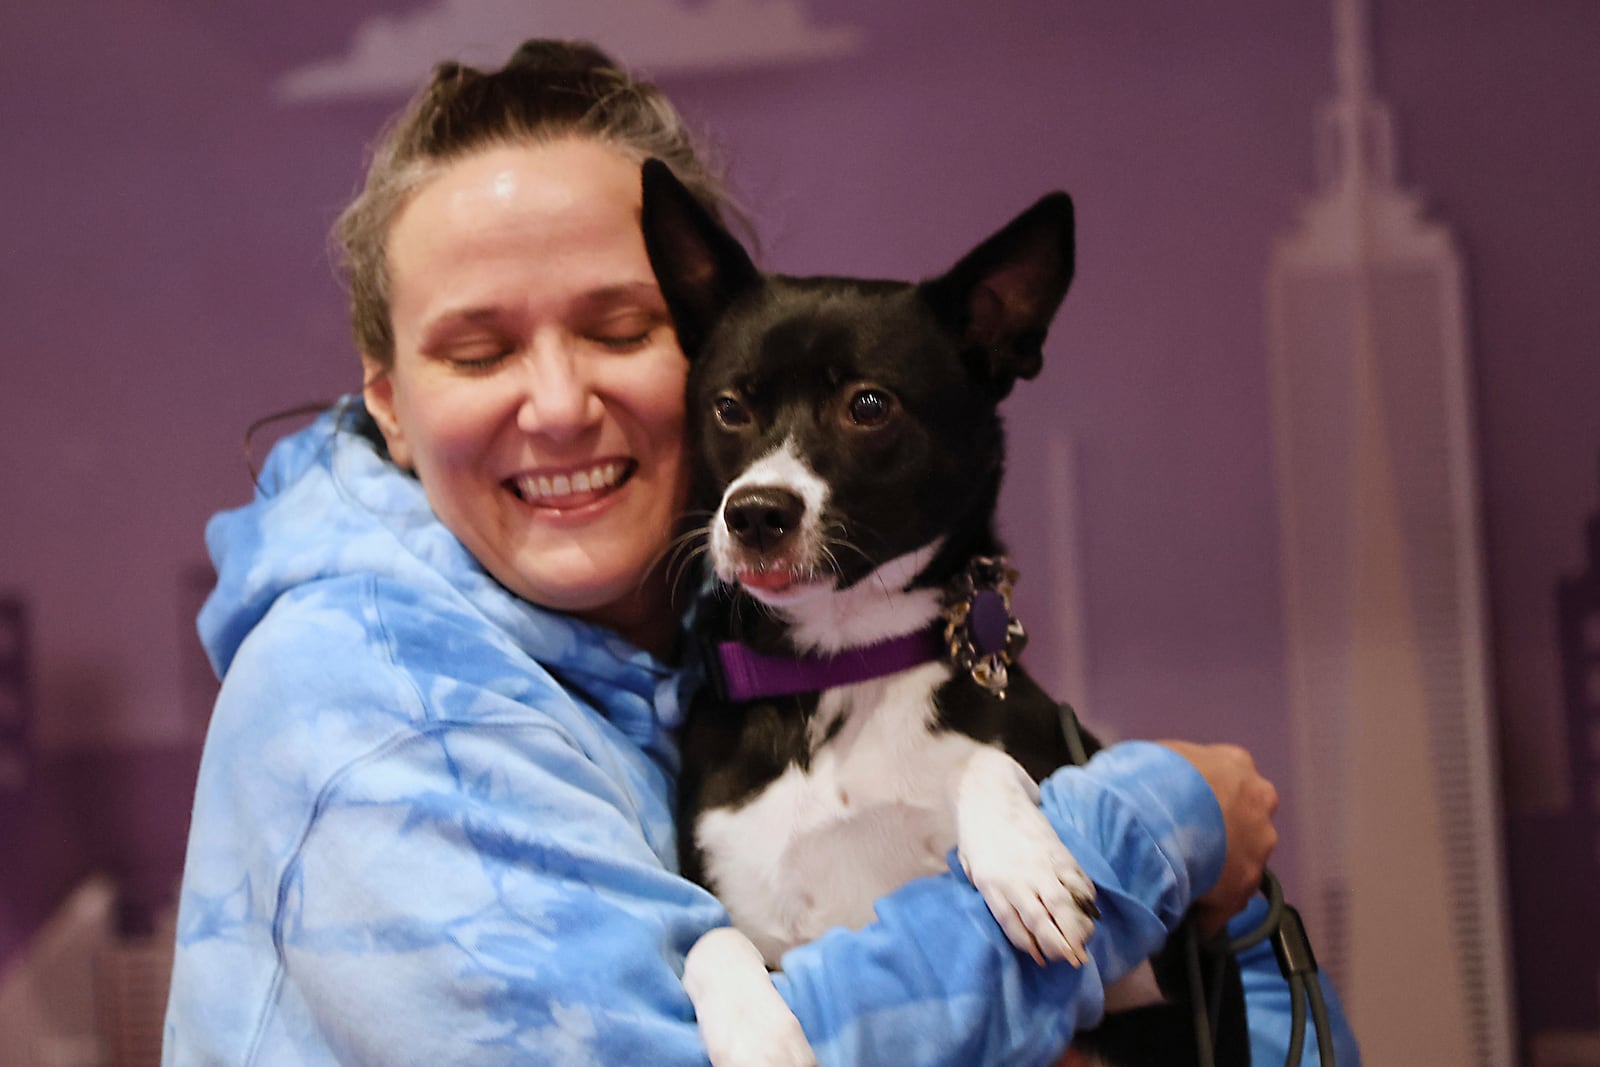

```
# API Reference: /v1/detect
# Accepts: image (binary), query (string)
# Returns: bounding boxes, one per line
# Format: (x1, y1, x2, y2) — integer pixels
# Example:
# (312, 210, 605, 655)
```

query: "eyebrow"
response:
(574, 281, 667, 312)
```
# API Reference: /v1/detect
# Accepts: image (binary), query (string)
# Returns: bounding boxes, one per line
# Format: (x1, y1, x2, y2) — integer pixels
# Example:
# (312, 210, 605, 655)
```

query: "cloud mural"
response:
(276, 0, 865, 102)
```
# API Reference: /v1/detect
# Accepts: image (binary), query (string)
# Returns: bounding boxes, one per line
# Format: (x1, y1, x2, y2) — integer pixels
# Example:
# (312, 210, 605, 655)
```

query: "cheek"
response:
(398, 386, 493, 475)
(656, 404, 692, 512)
(635, 356, 690, 454)
(648, 368, 693, 513)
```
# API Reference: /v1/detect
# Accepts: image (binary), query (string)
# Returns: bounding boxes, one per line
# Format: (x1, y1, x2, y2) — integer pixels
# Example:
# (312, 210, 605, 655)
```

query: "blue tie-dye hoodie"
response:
(162, 403, 1339, 1065)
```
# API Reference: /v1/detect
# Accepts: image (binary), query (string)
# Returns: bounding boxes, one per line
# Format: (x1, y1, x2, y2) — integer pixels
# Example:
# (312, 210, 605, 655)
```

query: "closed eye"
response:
(590, 329, 654, 352)
(585, 306, 669, 353)
(444, 341, 515, 372)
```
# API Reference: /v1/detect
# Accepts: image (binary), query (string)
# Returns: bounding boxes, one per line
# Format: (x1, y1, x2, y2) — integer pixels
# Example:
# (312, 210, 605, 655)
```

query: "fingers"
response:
(1161, 739, 1283, 923)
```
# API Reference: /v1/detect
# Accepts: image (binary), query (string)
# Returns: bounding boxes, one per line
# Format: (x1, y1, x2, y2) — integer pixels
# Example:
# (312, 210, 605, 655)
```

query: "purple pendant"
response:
(941, 555, 1028, 697)
(970, 587, 1012, 658)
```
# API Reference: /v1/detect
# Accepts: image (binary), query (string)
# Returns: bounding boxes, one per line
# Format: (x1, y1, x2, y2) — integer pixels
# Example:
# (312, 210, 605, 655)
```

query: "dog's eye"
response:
(713, 393, 752, 428)
(846, 388, 894, 428)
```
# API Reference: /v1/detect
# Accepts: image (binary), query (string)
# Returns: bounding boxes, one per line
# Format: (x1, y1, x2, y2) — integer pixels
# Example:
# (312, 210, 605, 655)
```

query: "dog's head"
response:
(641, 159, 1074, 613)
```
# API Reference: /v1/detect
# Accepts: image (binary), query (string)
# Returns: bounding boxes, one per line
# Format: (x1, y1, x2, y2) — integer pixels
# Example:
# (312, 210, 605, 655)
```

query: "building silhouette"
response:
(0, 596, 29, 791)
(1521, 457, 1600, 1066)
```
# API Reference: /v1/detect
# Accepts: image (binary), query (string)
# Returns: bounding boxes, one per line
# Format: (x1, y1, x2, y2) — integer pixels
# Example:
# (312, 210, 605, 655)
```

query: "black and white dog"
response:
(641, 160, 1247, 1067)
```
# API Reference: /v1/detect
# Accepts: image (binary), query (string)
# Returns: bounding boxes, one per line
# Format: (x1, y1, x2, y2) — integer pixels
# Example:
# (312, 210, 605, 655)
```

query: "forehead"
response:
(386, 140, 652, 316)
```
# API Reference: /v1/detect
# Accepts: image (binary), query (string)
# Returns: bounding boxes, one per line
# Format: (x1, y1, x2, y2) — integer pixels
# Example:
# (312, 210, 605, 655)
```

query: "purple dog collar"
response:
(709, 556, 1028, 702)
(714, 628, 946, 702)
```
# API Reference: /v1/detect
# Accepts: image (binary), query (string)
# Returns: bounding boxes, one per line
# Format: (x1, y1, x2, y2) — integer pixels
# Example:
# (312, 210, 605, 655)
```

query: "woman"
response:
(163, 40, 1312, 1066)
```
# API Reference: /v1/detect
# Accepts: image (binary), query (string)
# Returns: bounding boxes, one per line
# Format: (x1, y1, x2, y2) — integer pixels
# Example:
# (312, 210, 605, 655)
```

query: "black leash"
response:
(1054, 703, 1336, 1066)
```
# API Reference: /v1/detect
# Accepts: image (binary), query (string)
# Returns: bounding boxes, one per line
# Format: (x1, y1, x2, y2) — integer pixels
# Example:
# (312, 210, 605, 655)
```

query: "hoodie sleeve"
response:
(244, 721, 727, 1066)
(774, 742, 1225, 1066)
(230, 733, 1215, 1067)
(168, 621, 1222, 1067)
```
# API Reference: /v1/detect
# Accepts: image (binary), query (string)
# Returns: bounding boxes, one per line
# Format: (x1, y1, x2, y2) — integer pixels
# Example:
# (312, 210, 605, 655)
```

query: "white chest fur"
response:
(694, 661, 986, 966)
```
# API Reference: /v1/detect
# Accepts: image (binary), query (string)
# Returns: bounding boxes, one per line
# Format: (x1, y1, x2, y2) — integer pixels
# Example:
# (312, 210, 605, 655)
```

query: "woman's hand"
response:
(1158, 741, 1280, 937)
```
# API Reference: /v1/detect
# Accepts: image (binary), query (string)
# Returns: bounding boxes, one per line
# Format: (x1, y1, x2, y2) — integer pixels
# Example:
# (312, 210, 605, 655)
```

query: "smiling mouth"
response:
(509, 460, 636, 508)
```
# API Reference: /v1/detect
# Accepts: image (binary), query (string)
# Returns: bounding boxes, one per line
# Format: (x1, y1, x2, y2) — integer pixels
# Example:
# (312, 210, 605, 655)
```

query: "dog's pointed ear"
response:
(640, 158, 759, 359)
(921, 192, 1075, 398)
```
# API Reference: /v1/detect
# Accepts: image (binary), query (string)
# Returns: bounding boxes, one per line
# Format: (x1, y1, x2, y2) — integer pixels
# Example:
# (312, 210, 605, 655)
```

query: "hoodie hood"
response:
(199, 400, 684, 745)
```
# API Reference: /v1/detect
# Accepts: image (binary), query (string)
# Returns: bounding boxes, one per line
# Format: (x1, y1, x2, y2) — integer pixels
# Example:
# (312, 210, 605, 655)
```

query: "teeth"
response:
(516, 463, 625, 502)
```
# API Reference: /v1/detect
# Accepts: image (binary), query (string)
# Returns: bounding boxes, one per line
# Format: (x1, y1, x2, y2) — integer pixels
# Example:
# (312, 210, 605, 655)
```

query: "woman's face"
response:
(364, 138, 690, 650)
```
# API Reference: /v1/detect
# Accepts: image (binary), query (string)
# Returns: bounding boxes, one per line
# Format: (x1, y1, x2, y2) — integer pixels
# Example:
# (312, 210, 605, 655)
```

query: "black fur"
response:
(644, 158, 1248, 1065)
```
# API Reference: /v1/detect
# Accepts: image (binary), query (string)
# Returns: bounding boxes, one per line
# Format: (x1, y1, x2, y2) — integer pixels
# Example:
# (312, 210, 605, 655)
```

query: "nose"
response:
(724, 487, 804, 552)
(516, 340, 602, 442)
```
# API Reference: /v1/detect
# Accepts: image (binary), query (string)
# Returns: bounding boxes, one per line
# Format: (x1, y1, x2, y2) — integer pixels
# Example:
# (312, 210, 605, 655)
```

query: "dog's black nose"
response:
(724, 487, 804, 552)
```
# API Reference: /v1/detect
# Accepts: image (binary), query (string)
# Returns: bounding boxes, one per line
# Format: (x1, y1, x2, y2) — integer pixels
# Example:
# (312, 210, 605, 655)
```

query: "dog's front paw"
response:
(684, 927, 819, 1067)
(956, 747, 1099, 967)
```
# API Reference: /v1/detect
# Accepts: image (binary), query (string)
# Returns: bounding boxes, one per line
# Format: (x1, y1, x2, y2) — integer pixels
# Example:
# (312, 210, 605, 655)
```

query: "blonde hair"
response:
(333, 39, 736, 368)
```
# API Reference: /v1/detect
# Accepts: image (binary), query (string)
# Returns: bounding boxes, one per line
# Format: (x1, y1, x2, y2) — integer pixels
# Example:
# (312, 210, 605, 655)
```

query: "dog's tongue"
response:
(740, 568, 795, 592)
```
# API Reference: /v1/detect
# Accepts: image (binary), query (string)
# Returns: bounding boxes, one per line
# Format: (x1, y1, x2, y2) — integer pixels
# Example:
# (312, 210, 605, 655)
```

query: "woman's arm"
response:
(168, 701, 1227, 1067)
(773, 742, 1226, 1066)
(296, 737, 1220, 1067)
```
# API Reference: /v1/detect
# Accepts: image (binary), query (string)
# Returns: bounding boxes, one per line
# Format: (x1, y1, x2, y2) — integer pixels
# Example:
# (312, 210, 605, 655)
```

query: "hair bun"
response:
(505, 39, 623, 79)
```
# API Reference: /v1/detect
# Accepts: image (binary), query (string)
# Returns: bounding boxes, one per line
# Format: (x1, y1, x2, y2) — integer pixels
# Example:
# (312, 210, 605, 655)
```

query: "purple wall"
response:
(4, 0, 1599, 1059)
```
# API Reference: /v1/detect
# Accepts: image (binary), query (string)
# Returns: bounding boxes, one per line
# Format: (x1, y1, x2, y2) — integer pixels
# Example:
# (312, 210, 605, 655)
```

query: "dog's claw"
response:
(957, 748, 1101, 967)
